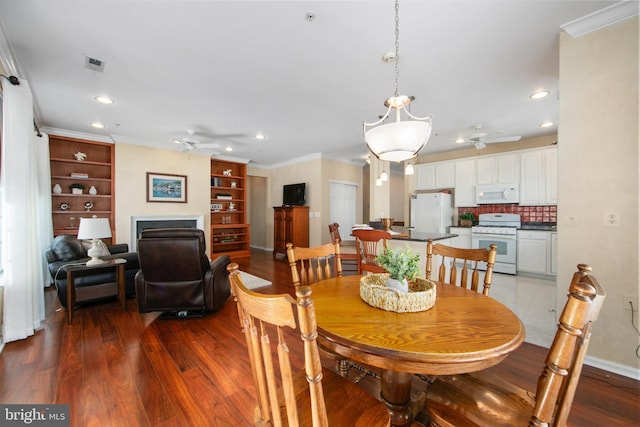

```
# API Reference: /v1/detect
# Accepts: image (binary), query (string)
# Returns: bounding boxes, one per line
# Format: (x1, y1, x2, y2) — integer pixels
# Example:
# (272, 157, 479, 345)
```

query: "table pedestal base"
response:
(380, 369, 414, 427)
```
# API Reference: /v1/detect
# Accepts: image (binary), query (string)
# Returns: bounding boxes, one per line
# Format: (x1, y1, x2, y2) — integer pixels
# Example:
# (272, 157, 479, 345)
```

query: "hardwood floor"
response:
(0, 249, 638, 426)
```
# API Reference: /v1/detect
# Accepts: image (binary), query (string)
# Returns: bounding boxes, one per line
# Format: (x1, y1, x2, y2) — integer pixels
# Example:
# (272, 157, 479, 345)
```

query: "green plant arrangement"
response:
(375, 246, 421, 281)
(459, 211, 476, 226)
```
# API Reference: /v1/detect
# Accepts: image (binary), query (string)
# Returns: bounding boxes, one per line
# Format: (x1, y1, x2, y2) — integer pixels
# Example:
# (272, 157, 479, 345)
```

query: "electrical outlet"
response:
(603, 210, 620, 227)
(623, 294, 638, 311)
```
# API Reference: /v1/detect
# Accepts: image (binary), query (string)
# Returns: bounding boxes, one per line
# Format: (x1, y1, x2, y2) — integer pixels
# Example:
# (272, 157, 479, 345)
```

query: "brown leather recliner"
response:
(135, 228, 231, 316)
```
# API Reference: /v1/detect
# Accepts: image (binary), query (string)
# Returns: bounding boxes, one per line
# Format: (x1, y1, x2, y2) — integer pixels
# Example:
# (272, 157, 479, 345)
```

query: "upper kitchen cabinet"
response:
(476, 153, 519, 185)
(519, 147, 558, 206)
(454, 158, 477, 207)
(415, 161, 455, 190)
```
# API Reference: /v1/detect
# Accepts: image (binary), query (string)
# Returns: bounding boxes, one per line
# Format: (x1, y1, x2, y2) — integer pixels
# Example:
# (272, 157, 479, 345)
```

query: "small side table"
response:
(62, 258, 126, 325)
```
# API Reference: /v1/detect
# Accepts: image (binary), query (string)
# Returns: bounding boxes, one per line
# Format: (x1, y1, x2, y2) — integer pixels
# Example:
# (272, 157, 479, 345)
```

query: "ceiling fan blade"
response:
(489, 135, 522, 143)
(196, 142, 223, 149)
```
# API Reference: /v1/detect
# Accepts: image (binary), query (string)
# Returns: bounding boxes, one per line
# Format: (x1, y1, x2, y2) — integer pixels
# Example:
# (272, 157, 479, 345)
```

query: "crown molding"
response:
(41, 126, 114, 144)
(561, 1, 639, 38)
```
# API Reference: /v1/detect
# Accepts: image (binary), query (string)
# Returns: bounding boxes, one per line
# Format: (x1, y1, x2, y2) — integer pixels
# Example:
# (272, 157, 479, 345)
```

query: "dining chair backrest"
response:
(426, 264, 606, 427)
(286, 242, 342, 287)
(352, 229, 392, 275)
(425, 239, 497, 296)
(328, 223, 358, 264)
(227, 263, 390, 427)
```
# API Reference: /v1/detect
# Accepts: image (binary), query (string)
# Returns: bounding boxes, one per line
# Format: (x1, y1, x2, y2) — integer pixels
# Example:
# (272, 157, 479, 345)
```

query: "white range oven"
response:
(471, 213, 521, 275)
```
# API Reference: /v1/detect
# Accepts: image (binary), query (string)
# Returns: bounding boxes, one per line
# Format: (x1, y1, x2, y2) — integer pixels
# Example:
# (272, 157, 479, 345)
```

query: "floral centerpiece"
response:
(360, 246, 436, 313)
(375, 245, 421, 292)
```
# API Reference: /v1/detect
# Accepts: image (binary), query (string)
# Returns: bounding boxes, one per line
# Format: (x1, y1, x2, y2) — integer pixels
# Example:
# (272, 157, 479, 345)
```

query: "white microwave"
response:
(476, 184, 519, 204)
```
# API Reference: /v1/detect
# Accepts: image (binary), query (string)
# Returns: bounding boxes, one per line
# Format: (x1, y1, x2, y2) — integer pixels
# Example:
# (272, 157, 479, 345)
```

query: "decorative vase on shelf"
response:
(89, 185, 97, 195)
(53, 183, 62, 194)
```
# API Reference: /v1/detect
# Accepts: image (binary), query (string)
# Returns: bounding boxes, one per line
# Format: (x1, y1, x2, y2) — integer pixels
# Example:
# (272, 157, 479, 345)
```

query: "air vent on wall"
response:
(84, 56, 105, 72)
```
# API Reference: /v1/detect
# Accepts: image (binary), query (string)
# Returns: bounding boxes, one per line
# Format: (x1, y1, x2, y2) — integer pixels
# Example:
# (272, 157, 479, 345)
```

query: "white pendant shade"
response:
(365, 119, 432, 162)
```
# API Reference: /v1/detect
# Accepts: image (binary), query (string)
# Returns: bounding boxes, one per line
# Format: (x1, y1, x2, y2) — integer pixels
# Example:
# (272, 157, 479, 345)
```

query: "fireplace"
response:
(130, 215, 204, 251)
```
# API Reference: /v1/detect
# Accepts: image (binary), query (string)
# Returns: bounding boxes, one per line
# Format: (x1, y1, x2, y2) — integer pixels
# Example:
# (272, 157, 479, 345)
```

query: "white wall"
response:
(558, 17, 639, 374)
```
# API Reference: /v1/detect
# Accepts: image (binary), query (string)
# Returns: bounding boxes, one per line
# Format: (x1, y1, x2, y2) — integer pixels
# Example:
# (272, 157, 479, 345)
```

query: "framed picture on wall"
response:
(146, 172, 187, 203)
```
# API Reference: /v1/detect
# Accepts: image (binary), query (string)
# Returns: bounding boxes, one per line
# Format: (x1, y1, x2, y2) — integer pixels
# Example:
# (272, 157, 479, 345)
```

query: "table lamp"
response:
(77, 217, 112, 266)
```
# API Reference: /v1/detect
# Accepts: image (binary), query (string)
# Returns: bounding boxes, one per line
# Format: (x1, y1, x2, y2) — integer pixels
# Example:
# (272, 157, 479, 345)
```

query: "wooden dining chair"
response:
(426, 264, 606, 427)
(286, 241, 352, 376)
(328, 223, 358, 272)
(425, 239, 497, 296)
(286, 242, 342, 286)
(227, 263, 391, 427)
(352, 229, 392, 275)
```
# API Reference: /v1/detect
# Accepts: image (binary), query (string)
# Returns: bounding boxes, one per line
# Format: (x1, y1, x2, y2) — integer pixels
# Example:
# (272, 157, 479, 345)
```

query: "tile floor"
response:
(489, 273, 557, 348)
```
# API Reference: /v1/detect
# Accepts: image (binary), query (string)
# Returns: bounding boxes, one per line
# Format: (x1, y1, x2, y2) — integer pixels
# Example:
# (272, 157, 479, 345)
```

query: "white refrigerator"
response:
(410, 193, 453, 233)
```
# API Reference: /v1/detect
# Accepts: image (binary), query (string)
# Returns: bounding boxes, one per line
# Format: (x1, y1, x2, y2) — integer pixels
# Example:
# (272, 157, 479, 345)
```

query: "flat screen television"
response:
(283, 183, 306, 206)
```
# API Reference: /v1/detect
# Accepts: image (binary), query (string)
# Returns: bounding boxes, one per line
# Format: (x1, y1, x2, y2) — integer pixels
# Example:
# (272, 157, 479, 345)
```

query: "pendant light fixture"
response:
(404, 162, 414, 175)
(363, 0, 432, 162)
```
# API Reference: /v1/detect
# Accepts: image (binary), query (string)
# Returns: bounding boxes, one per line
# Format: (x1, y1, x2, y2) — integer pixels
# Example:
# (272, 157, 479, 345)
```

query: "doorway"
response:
(329, 181, 357, 242)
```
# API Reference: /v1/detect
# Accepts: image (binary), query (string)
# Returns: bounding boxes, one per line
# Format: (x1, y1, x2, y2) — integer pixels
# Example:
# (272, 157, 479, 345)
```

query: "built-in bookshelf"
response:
(49, 135, 115, 243)
(210, 159, 250, 259)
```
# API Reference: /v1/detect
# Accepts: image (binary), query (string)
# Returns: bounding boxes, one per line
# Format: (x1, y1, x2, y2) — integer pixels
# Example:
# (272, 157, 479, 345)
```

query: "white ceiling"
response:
(0, 0, 621, 169)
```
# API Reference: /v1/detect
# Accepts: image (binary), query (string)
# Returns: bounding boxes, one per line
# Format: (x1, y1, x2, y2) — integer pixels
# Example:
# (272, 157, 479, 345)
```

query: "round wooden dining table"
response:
(311, 275, 525, 427)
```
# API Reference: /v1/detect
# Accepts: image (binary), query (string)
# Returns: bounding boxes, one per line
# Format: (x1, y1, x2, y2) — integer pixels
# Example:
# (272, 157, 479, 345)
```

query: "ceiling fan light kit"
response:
(363, 0, 432, 163)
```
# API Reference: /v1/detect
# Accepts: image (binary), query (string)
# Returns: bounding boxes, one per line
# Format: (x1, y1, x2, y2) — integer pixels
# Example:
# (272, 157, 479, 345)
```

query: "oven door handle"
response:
(471, 233, 517, 240)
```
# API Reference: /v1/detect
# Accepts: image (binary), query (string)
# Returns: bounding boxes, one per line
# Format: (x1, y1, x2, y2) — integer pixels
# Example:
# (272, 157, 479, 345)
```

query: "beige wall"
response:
(559, 18, 639, 372)
(114, 143, 212, 250)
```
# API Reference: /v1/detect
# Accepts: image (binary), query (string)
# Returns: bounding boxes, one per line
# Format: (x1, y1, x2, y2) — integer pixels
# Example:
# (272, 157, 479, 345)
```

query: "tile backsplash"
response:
(458, 204, 557, 223)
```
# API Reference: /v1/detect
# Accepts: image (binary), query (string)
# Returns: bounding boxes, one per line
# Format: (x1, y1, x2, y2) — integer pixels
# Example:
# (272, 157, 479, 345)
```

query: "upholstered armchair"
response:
(135, 228, 231, 316)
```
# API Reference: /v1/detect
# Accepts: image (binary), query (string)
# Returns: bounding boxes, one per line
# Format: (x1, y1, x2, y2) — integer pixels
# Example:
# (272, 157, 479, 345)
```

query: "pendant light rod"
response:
(363, 0, 433, 163)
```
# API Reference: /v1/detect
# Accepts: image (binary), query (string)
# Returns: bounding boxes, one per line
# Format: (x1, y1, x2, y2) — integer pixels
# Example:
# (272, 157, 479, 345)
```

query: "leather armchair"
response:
(46, 234, 140, 308)
(135, 228, 231, 315)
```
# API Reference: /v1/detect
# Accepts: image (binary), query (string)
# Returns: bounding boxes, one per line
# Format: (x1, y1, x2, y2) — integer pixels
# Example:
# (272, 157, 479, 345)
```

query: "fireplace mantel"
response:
(130, 215, 204, 251)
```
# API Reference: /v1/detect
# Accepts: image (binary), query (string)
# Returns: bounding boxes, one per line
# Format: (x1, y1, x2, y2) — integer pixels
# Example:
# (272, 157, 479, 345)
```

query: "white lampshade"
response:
(77, 217, 112, 240)
(77, 217, 112, 266)
(365, 120, 432, 162)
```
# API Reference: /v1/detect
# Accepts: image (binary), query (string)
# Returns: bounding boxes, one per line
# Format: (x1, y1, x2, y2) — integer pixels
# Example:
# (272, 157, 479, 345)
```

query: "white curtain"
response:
(1, 79, 52, 342)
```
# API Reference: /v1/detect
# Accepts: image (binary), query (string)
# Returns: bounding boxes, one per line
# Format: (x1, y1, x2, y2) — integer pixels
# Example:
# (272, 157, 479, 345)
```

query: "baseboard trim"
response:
(584, 354, 640, 380)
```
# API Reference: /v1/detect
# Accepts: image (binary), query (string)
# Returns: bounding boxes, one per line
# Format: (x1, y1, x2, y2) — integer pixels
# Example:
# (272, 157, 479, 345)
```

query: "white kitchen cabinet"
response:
(454, 159, 477, 207)
(519, 147, 558, 206)
(517, 230, 553, 275)
(415, 161, 455, 190)
(415, 164, 436, 190)
(550, 232, 558, 274)
(449, 227, 472, 249)
(435, 161, 455, 189)
(476, 153, 519, 185)
(545, 148, 558, 204)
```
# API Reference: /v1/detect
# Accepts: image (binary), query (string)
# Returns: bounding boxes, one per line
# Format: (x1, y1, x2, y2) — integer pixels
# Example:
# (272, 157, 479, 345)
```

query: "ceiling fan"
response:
(175, 129, 223, 153)
(458, 124, 521, 150)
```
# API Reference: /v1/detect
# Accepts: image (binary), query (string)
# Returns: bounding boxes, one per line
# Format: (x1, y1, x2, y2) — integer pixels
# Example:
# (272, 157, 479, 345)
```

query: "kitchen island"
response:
(385, 227, 458, 276)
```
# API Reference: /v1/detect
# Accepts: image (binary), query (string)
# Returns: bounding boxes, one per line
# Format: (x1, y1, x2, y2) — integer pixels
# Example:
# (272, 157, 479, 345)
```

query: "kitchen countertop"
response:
(519, 222, 557, 231)
(388, 227, 458, 242)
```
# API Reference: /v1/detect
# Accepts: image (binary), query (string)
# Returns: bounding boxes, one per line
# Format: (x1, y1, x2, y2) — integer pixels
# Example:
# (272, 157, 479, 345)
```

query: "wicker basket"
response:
(359, 274, 436, 313)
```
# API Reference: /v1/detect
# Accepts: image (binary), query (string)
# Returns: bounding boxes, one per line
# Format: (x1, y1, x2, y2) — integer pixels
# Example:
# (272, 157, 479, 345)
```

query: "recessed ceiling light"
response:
(455, 137, 466, 144)
(225, 146, 233, 152)
(173, 139, 182, 145)
(255, 133, 265, 140)
(95, 96, 114, 104)
(539, 121, 555, 128)
(530, 90, 550, 99)
(90, 122, 105, 129)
